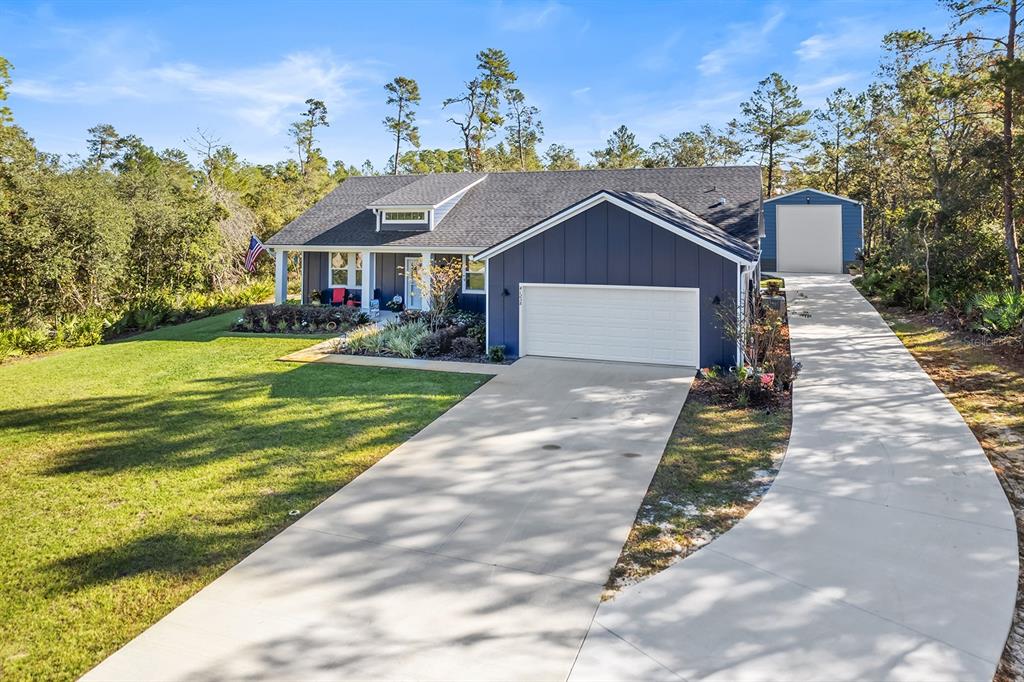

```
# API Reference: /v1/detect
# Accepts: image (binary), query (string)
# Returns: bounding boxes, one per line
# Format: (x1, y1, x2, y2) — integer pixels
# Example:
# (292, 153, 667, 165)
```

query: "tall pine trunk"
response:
(1003, 0, 1021, 292)
(392, 101, 403, 175)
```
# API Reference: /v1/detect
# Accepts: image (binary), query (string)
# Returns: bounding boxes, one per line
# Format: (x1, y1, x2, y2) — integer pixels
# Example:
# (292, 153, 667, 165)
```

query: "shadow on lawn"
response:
(0, 361, 479, 595)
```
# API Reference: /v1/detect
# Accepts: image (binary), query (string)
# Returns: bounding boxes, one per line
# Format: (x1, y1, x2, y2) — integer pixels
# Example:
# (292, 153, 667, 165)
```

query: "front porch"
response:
(272, 249, 486, 316)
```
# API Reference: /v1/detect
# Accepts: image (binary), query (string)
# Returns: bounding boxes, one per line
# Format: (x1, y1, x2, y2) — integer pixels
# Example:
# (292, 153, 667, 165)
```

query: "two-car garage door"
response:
(776, 204, 843, 273)
(519, 284, 699, 366)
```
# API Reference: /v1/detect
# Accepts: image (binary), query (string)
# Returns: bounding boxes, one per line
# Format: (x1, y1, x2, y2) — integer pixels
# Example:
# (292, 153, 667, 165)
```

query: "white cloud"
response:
(11, 52, 367, 134)
(497, 1, 566, 31)
(795, 19, 886, 63)
(798, 72, 858, 95)
(571, 86, 591, 97)
(698, 8, 786, 76)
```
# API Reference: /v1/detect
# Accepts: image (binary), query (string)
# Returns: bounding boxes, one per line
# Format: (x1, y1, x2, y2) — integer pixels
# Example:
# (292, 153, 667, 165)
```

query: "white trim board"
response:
(765, 188, 862, 205)
(366, 175, 488, 211)
(267, 245, 480, 255)
(461, 255, 486, 294)
(474, 192, 756, 266)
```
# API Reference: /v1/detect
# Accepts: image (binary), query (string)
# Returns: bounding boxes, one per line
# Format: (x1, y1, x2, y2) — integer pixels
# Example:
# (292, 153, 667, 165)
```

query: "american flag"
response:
(244, 235, 267, 273)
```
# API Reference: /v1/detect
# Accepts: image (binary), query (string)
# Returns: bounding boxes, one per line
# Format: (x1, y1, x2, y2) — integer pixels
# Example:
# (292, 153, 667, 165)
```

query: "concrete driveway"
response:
(570, 275, 1018, 682)
(84, 357, 693, 681)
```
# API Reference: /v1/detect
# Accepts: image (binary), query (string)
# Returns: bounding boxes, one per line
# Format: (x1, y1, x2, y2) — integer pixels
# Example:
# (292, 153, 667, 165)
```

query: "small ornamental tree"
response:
(409, 257, 463, 330)
(715, 290, 784, 372)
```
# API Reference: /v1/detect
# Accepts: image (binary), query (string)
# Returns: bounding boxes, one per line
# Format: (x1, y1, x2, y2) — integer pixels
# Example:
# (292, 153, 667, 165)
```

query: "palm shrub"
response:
(968, 291, 1024, 335)
(5, 326, 53, 354)
(55, 313, 106, 348)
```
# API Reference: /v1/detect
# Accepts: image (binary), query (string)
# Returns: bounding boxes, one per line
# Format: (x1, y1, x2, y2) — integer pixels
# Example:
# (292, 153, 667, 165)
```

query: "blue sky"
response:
(1, 0, 962, 168)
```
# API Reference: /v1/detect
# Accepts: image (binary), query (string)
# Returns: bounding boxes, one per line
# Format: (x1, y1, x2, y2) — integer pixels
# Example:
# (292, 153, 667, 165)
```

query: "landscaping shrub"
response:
(711, 288, 799, 407)
(398, 309, 426, 324)
(699, 364, 796, 408)
(344, 325, 387, 354)
(0, 332, 16, 361)
(857, 261, 928, 309)
(488, 345, 506, 363)
(762, 278, 783, 296)
(381, 321, 429, 358)
(466, 322, 486, 347)
(1, 326, 53, 357)
(967, 291, 1024, 335)
(55, 313, 107, 348)
(342, 321, 428, 358)
(234, 304, 368, 334)
(415, 330, 448, 357)
(451, 337, 481, 358)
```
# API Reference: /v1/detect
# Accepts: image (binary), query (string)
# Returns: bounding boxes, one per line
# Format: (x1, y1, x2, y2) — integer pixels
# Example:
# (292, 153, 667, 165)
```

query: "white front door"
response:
(519, 284, 700, 366)
(776, 204, 843, 273)
(404, 257, 423, 310)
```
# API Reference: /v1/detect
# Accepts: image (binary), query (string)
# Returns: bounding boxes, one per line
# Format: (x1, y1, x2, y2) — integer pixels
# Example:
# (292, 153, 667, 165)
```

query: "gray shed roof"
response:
(366, 172, 488, 208)
(266, 166, 763, 251)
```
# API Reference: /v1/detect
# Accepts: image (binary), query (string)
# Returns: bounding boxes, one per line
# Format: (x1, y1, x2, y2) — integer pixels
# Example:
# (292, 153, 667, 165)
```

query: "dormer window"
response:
(382, 210, 427, 223)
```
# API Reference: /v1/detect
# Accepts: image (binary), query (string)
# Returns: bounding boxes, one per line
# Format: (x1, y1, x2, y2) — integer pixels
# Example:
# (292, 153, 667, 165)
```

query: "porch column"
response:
(420, 252, 432, 311)
(274, 249, 288, 304)
(361, 250, 374, 311)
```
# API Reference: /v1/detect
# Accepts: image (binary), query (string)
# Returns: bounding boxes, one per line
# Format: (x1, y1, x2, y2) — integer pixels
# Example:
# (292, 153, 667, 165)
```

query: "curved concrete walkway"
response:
(570, 275, 1018, 682)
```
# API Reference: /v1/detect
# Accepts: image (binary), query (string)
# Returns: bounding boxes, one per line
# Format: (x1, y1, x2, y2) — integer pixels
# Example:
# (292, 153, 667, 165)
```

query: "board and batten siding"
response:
(302, 252, 329, 303)
(761, 189, 862, 272)
(486, 201, 739, 367)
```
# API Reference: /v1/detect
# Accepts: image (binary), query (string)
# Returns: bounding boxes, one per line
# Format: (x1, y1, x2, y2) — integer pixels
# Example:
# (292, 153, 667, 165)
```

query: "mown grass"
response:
(0, 311, 485, 681)
(606, 381, 791, 593)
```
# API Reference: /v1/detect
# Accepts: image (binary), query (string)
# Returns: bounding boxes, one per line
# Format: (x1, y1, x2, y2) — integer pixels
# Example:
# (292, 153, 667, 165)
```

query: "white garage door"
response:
(519, 284, 699, 366)
(777, 204, 843, 273)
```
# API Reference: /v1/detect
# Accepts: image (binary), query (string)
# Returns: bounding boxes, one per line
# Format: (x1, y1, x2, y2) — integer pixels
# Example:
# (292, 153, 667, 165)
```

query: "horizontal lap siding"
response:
(762, 190, 863, 271)
(487, 202, 738, 367)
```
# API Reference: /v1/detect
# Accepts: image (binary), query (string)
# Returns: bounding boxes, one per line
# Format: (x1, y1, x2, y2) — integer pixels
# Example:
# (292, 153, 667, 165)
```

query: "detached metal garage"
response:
(761, 189, 863, 273)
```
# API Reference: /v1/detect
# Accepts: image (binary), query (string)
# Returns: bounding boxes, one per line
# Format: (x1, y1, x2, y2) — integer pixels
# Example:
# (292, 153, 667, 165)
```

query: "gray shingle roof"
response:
(613, 191, 758, 261)
(265, 167, 763, 252)
(366, 172, 488, 208)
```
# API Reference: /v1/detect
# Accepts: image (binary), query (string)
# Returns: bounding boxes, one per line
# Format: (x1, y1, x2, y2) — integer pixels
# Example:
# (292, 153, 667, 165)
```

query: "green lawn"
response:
(606, 380, 791, 594)
(0, 312, 485, 681)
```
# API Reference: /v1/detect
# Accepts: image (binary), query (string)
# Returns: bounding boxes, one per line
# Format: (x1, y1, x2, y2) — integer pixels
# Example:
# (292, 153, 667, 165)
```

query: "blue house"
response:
(761, 189, 863, 273)
(266, 167, 762, 368)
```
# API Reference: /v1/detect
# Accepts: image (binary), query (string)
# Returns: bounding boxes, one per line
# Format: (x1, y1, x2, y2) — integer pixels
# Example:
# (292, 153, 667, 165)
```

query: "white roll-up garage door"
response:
(777, 204, 843, 273)
(519, 284, 699, 366)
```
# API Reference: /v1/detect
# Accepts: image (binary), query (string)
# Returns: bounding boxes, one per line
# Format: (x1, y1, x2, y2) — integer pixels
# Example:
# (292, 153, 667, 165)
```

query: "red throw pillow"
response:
(332, 288, 346, 303)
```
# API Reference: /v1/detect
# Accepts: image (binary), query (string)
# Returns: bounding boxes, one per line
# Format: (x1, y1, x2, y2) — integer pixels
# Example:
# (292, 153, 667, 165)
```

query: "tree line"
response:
(378, 0, 1022, 312)
(0, 0, 1020, 351)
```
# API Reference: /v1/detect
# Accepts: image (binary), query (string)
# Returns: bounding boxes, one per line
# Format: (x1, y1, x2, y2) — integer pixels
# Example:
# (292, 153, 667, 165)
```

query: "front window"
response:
(383, 210, 426, 223)
(330, 252, 363, 288)
(462, 256, 485, 293)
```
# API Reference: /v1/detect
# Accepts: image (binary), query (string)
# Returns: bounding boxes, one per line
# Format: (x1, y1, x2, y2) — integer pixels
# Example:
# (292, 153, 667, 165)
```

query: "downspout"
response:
(736, 263, 746, 367)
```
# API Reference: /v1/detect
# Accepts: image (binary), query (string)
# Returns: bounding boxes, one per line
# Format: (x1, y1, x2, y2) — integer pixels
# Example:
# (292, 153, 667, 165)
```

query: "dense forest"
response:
(0, 0, 1021, 358)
